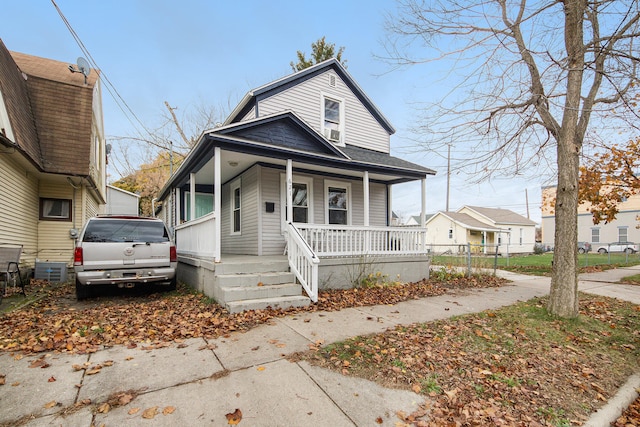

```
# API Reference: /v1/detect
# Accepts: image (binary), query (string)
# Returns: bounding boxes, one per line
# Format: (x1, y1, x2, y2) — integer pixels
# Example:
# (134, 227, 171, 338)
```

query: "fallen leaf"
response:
(98, 402, 110, 413)
(142, 406, 159, 419)
(128, 407, 141, 415)
(163, 406, 176, 415)
(257, 366, 266, 371)
(411, 384, 421, 393)
(226, 408, 242, 425)
(11, 382, 20, 387)
(44, 401, 57, 409)
(0, 374, 5, 385)
(118, 393, 133, 406)
(376, 416, 383, 424)
(48, 376, 56, 382)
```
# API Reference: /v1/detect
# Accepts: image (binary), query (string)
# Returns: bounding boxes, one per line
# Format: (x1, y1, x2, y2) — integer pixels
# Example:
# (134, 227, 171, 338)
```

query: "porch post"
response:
(189, 173, 196, 221)
(214, 147, 221, 262)
(483, 231, 487, 254)
(363, 171, 370, 226)
(387, 184, 393, 226)
(175, 188, 181, 225)
(421, 177, 427, 252)
(420, 177, 427, 227)
(286, 159, 293, 223)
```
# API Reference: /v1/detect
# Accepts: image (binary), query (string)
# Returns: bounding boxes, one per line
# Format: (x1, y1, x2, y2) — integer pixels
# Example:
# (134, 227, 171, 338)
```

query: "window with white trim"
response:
(519, 228, 523, 245)
(321, 94, 345, 146)
(280, 174, 314, 229)
(619, 226, 628, 243)
(591, 228, 600, 243)
(230, 179, 241, 234)
(325, 180, 351, 225)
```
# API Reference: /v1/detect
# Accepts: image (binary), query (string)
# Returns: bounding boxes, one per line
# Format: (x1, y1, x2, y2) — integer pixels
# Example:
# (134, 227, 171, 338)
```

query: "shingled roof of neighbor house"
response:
(5, 46, 98, 175)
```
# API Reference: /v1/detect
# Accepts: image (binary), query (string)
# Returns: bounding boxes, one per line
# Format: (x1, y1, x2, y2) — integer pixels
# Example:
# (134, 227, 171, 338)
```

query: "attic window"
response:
(321, 94, 345, 145)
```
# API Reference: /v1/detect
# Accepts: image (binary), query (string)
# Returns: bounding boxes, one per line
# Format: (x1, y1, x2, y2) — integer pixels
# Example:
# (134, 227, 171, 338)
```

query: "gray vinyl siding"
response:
(242, 107, 256, 121)
(0, 155, 39, 267)
(221, 165, 392, 256)
(369, 183, 388, 226)
(220, 166, 259, 255)
(259, 166, 286, 255)
(255, 69, 390, 153)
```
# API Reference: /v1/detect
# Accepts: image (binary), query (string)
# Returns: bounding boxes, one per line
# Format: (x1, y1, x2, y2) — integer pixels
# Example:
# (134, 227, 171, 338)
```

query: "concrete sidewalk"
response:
(0, 270, 637, 426)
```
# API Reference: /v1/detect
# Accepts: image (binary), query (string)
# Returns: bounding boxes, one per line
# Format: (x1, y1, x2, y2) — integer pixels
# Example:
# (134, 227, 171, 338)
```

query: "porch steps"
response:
(226, 295, 311, 314)
(214, 257, 310, 313)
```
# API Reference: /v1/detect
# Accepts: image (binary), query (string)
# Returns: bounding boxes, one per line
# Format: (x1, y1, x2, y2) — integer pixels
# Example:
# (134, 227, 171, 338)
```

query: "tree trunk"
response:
(548, 137, 580, 318)
(547, 0, 584, 318)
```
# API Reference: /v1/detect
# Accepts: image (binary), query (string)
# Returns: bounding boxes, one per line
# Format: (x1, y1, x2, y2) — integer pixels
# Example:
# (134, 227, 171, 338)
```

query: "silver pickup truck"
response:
(73, 216, 177, 299)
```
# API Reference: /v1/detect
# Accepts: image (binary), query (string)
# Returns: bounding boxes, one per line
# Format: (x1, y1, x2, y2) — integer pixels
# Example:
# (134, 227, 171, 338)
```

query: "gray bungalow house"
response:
(156, 59, 435, 312)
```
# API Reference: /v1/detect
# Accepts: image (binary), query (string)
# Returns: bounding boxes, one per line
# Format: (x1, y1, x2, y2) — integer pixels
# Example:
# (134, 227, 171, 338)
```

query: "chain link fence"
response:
(428, 242, 640, 277)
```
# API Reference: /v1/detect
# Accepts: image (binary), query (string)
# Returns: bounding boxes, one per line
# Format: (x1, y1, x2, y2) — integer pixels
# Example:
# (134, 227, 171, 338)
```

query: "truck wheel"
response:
(76, 279, 91, 300)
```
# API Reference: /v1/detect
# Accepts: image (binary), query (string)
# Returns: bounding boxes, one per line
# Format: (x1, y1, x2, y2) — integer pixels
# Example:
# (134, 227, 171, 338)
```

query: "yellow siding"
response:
(37, 181, 77, 265)
(0, 156, 39, 266)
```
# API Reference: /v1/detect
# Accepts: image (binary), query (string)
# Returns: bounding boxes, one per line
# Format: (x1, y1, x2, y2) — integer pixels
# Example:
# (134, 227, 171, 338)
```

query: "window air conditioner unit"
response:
(327, 129, 341, 142)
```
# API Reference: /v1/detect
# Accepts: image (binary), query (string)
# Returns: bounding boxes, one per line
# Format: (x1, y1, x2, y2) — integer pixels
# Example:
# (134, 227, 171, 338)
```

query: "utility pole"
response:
(525, 188, 530, 219)
(164, 101, 190, 147)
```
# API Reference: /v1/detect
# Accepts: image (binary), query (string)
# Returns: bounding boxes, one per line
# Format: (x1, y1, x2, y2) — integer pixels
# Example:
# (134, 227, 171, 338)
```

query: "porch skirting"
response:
(316, 255, 431, 290)
(176, 254, 431, 300)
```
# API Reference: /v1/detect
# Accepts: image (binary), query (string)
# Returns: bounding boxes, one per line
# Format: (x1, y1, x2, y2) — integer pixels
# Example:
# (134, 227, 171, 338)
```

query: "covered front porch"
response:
(157, 117, 435, 310)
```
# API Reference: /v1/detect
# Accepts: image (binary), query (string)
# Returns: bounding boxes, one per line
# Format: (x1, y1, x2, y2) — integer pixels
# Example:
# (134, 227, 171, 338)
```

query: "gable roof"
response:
(215, 111, 349, 158)
(6, 47, 98, 175)
(427, 211, 501, 232)
(461, 206, 537, 226)
(0, 39, 41, 166)
(225, 58, 395, 134)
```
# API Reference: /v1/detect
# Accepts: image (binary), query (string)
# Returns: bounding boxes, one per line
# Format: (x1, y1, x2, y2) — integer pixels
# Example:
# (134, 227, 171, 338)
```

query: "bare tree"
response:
(108, 101, 226, 215)
(383, 0, 640, 317)
(108, 100, 225, 176)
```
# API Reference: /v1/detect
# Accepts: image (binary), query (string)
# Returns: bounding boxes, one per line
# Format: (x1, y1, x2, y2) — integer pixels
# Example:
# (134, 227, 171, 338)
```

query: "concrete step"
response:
(225, 295, 311, 314)
(216, 271, 295, 288)
(220, 283, 302, 302)
(216, 260, 290, 275)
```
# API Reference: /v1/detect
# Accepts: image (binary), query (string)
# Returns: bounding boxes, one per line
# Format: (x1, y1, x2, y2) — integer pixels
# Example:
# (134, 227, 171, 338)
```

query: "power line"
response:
(50, 0, 156, 143)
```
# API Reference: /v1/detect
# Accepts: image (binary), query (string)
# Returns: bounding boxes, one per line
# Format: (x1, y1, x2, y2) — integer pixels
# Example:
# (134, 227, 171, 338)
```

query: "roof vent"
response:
(329, 75, 336, 87)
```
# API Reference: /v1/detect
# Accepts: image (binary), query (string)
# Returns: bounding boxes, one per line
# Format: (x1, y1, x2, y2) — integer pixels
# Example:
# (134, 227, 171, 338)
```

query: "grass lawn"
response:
(433, 252, 640, 276)
(298, 293, 640, 426)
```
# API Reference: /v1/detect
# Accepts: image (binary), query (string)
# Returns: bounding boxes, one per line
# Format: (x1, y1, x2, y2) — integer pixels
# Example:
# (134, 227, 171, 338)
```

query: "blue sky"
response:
(1, 0, 543, 222)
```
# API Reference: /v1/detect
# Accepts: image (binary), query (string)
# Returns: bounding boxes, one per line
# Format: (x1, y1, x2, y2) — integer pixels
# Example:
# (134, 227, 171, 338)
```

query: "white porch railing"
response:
(175, 212, 216, 259)
(285, 222, 320, 302)
(295, 224, 428, 257)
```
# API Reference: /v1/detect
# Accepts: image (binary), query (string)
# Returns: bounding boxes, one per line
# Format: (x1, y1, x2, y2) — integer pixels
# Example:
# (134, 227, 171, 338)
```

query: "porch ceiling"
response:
(190, 150, 423, 186)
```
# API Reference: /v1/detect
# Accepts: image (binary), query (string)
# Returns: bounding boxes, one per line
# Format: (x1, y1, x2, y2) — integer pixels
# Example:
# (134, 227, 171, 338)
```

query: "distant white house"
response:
(426, 206, 537, 254)
(541, 185, 640, 248)
(105, 185, 139, 215)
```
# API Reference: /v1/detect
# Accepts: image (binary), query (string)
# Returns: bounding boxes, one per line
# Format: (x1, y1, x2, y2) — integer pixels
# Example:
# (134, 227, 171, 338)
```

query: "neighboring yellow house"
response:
(425, 206, 537, 255)
(541, 185, 640, 248)
(0, 39, 106, 272)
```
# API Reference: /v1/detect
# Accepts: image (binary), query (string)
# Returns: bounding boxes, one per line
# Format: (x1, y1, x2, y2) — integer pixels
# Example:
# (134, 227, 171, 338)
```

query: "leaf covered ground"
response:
(0, 273, 505, 354)
(295, 294, 640, 426)
(0, 274, 638, 426)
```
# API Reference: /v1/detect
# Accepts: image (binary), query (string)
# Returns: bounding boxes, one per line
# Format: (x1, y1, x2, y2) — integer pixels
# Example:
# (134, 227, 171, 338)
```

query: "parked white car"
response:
(74, 216, 177, 299)
(596, 242, 639, 254)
